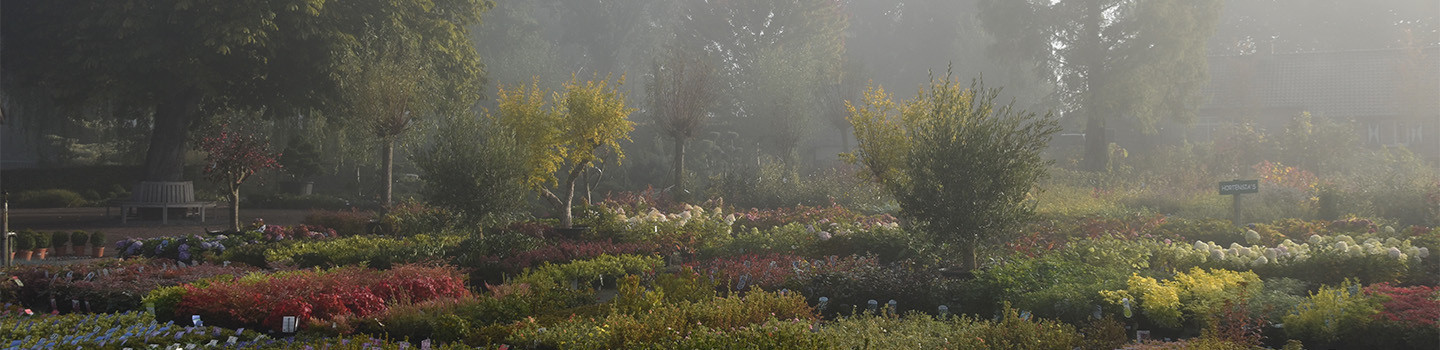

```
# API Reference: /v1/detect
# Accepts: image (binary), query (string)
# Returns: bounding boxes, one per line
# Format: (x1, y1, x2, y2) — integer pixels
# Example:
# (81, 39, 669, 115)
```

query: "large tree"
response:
(979, 0, 1222, 171)
(1, 0, 490, 182)
(647, 46, 716, 199)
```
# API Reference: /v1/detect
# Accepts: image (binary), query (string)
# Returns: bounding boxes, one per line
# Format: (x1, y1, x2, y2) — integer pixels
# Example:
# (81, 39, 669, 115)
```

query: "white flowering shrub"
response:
(1171, 233, 1426, 284)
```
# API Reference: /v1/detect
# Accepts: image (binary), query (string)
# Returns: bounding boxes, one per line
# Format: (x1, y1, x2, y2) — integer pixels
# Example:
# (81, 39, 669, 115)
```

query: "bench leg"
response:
(200, 207, 206, 223)
(162, 205, 169, 225)
(121, 206, 128, 224)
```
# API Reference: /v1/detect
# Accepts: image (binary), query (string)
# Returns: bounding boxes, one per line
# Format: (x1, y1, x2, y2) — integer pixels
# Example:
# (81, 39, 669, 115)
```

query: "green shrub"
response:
(10, 189, 88, 208)
(31, 230, 49, 250)
(142, 285, 189, 323)
(14, 230, 36, 250)
(49, 231, 66, 249)
(513, 254, 665, 290)
(1282, 280, 1381, 345)
(814, 226, 928, 263)
(69, 231, 88, 247)
(246, 193, 350, 210)
(411, 116, 531, 224)
(88, 231, 106, 246)
(265, 234, 463, 269)
(303, 209, 375, 236)
(378, 200, 461, 236)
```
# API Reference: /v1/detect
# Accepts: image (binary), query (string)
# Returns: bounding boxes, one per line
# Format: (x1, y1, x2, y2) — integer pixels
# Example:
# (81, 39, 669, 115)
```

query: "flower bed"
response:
(155, 264, 469, 332)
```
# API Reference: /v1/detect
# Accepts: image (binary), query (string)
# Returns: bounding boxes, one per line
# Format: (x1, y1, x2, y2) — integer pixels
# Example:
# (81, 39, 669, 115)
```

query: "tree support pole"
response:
(3, 191, 10, 267)
(1232, 193, 1243, 226)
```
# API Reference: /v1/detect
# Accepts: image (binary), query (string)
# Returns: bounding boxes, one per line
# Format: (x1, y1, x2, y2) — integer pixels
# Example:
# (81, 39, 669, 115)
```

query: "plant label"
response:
(191, 315, 202, 327)
(282, 316, 298, 333)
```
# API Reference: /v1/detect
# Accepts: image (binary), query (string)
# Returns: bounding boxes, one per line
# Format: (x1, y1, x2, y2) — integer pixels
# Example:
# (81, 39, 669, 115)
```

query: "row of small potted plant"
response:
(7, 229, 107, 261)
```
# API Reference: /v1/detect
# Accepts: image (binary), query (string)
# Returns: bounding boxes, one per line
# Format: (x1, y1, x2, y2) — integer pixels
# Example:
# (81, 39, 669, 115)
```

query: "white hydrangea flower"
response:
(1245, 230, 1261, 245)
(1418, 247, 1430, 259)
(1265, 248, 1279, 260)
(1384, 226, 1396, 234)
(1195, 241, 1209, 251)
(1211, 249, 1227, 261)
(1388, 247, 1403, 259)
(1308, 235, 1324, 245)
(1255, 256, 1268, 265)
(1334, 241, 1348, 252)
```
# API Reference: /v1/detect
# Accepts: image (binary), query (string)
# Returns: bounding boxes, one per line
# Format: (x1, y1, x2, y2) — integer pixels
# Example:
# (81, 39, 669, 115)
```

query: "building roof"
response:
(1201, 46, 1440, 118)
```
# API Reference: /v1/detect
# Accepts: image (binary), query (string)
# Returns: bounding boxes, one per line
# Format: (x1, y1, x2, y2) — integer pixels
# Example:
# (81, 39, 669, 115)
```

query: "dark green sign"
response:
(1219, 180, 1259, 195)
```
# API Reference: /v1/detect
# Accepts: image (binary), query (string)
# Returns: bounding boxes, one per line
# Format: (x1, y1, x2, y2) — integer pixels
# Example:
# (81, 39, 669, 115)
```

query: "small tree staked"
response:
(200, 126, 282, 232)
(844, 75, 1059, 270)
(493, 76, 636, 228)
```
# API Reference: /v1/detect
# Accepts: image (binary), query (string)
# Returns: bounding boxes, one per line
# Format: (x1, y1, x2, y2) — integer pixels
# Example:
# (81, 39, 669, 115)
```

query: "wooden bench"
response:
(117, 181, 216, 224)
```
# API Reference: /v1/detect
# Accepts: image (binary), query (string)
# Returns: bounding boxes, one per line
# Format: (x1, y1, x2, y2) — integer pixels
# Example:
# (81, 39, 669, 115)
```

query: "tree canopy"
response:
(979, 0, 1221, 171)
(1, 0, 491, 181)
(492, 76, 636, 228)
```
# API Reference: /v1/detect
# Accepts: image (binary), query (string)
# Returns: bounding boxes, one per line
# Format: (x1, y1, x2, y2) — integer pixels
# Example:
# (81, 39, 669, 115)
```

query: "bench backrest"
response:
(129, 181, 197, 203)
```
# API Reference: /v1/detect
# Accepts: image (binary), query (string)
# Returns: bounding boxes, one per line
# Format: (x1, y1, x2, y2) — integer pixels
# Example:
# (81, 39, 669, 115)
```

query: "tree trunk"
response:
(673, 137, 686, 199)
(1079, 1, 1109, 173)
(561, 173, 576, 228)
(229, 187, 241, 232)
(1082, 112, 1108, 172)
(382, 139, 394, 208)
(962, 241, 978, 271)
(142, 90, 201, 181)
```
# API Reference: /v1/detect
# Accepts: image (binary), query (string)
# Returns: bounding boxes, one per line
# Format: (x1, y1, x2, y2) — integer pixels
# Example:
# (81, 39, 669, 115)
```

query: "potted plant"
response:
(70, 231, 89, 257)
(51, 231, 68, 256)
(33, 230, 50, 259)
(89, 231, 107, 258)
(14, 230, 35, 261)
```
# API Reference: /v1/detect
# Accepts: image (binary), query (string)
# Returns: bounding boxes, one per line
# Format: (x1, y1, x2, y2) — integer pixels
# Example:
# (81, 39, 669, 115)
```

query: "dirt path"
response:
(5, 206, 310, 265)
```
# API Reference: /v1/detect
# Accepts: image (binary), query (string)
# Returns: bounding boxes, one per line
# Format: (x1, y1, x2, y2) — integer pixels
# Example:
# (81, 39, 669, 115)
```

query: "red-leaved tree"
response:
(200, 127, 281, 231)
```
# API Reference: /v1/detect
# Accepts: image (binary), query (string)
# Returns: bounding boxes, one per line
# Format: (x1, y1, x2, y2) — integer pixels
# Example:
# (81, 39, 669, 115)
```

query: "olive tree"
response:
(844, 75, 1060, 270)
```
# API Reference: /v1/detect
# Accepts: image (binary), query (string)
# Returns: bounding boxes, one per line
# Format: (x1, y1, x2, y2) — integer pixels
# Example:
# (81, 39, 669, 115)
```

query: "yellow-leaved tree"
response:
(492, 76, 635, 228)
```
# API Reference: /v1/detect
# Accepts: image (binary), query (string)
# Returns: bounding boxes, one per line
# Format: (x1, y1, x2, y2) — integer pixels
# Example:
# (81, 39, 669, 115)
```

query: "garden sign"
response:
(1219, 180, 1259, 225)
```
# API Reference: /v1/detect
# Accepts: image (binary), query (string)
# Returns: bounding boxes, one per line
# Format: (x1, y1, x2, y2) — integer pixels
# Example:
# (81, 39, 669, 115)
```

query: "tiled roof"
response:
(1201, 47, 1440, 118)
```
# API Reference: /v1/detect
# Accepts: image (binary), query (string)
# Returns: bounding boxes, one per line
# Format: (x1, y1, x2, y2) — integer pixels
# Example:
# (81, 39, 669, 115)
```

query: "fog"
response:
(3, 0, 1437, 213)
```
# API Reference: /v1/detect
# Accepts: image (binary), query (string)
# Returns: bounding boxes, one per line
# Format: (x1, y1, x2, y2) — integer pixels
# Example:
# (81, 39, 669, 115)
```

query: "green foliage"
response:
(412, 115, 531, 224)
(1099, 268, 1262, 330)
(379, 200, 464, 236)
(13, 230, 36, 250)
(88, 231, 106, 246)
(31, 230, 50, 249)
(10, 189, 88, 208)
(278, 136, 324, 180)
(264, 234, 463, 269)
(49, 231, 67, 249)
(302, 209, 376, 236)
(845, 76, 1060, 268)
(69, 231, 88, 247)
(142, 285, 189, 323)
(1282, 280, 1382, 344)
(512, 254, 665, 290)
